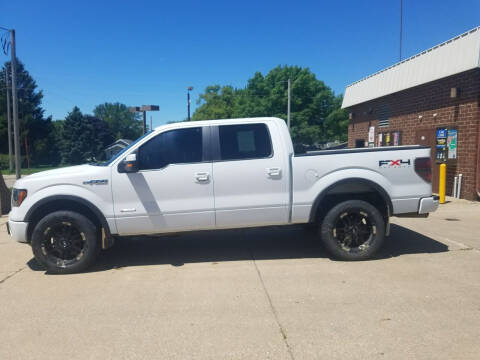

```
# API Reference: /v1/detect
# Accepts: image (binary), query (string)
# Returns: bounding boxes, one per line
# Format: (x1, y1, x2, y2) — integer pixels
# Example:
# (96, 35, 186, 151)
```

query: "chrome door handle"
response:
(194, 172, 210, 182)
(266, 167, 281, 177)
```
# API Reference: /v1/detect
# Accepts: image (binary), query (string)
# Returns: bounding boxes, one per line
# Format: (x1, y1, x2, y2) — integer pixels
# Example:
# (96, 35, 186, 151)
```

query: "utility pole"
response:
(4, 66, 13, 172)
(10, 29, 21, 179)
(399, 0, 403, 61)
(187, 86, 193, 121)
(287, 78, 291, 130)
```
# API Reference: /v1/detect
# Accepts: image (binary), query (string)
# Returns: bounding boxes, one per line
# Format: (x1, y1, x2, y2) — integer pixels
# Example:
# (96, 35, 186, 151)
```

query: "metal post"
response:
(453, 176, 458, 198)
(439, 163, 446, 204)
(4, 66, 13, 172)
(142, 111, 146, 135)
(10, 29, 21, 179)
(287, 78, 291, 130)
(457, 174, 463, 199)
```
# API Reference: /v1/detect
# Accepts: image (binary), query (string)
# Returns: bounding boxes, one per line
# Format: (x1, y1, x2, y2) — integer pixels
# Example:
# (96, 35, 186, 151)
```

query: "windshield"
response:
(96, 131, 153, 166)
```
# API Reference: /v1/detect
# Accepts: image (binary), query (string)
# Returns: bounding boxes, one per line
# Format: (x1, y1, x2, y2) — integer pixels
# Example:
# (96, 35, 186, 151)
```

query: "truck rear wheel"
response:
(320, 200, 385, 261)
(31, 211, 99, 274)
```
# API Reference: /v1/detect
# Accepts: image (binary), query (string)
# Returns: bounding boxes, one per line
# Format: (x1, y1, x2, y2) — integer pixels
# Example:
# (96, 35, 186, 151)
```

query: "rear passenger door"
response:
(212, 122, 289, 228)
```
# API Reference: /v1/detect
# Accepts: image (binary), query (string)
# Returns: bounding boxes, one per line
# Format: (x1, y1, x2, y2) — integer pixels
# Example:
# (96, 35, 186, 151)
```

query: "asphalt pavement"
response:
(1, 197, 479, 360)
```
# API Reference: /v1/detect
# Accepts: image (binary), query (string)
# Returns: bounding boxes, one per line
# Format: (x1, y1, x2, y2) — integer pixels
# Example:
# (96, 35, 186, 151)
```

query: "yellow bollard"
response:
(439, 163, 447, 204)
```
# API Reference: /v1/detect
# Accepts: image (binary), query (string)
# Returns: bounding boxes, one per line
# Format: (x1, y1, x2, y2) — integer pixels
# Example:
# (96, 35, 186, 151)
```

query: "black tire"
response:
(320, 200, 385, 261)
(31, 211, 99, 274)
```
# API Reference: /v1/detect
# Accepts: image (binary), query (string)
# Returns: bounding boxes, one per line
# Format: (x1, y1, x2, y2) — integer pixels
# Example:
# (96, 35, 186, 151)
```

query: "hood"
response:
(25, 165, 93, 179)
(13, 164, 110, 190)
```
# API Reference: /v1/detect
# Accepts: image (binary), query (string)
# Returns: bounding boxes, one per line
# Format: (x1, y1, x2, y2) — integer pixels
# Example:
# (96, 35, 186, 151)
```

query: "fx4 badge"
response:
(379, 159, 411, 167)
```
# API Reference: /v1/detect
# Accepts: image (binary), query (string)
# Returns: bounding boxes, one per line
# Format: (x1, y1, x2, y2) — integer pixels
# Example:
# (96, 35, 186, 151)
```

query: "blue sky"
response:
(2, 0, 479, 127)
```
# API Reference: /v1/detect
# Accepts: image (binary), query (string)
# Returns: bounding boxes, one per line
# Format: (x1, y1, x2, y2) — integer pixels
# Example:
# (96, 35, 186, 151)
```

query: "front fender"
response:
(11, 184, 114, 228)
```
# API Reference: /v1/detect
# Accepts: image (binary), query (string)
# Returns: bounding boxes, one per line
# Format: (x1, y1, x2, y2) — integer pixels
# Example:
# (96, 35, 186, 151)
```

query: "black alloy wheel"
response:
(41, 221, 88, 268)
(333, 210, 375, 252)
(31, 211, 99, 274)
(320, 200, 385, 260)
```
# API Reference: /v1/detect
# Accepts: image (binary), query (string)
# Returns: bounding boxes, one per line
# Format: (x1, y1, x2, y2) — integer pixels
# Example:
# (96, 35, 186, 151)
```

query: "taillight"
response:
(415, 157, 432, 183)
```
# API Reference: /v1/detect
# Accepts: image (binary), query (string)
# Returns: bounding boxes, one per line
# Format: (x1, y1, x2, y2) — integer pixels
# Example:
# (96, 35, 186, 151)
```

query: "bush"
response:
(0, 154, 30, 172)
(0, 154, 10, 171)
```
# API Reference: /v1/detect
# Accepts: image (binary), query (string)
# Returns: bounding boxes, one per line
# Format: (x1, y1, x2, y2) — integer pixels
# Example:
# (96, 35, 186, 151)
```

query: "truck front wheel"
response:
(320, 200, 385, 261)
(31, 211, 99, 274)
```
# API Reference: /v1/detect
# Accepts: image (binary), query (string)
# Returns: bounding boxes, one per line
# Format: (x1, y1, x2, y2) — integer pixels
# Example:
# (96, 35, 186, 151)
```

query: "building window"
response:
(378, 103, 389, 127)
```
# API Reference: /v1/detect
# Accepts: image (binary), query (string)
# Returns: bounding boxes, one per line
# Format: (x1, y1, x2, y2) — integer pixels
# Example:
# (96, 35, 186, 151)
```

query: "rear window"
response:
(218, 123, 272, 161)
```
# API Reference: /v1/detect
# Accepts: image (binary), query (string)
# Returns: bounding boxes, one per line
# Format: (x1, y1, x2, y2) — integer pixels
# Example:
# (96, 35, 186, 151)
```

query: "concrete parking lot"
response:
(1, 198, 480, 360)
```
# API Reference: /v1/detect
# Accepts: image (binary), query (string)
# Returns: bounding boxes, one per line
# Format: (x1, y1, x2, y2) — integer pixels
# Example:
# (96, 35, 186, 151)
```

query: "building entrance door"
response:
(415, 129, 439, 192)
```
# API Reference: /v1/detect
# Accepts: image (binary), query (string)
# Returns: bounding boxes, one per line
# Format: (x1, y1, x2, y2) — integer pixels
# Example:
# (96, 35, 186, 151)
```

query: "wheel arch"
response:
(25, 195, 111, 243)
(309, 178, 393, 223)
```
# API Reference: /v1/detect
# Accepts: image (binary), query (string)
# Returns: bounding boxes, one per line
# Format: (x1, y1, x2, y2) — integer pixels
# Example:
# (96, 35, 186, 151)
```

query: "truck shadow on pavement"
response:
(27, 224, 449, 273)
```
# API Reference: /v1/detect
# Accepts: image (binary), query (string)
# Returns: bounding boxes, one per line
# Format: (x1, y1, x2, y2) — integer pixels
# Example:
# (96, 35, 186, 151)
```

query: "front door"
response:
(111, 127, 215, 235)
(415, 128, 439, 192)
(212, 122, 289, 228)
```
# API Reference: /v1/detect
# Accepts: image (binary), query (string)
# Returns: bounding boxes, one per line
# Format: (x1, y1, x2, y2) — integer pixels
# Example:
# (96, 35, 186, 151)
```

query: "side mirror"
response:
(118, 153, 138, 173)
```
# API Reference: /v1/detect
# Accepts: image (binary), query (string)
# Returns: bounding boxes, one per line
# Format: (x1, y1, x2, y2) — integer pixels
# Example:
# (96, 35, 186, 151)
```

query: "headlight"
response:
(12, 189, 27, 207)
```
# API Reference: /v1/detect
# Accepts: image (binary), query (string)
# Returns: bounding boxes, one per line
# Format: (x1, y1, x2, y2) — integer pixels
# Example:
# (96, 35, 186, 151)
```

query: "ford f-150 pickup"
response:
(7, 117, 438, 273)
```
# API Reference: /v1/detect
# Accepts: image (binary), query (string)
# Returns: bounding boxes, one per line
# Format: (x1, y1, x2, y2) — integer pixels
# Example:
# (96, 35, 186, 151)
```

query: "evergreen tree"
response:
(61, 108, 114, 164)
(84, 115, 115, 160)
(0, 60, 59, 165)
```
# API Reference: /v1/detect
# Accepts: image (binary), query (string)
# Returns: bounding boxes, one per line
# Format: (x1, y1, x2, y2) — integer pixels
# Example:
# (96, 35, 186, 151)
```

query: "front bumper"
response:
(6, 220, 29, 243)
(418, 195, 439, 214)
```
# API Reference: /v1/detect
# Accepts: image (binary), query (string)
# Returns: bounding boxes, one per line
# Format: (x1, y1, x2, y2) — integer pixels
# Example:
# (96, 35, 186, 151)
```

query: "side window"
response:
(138, 127, 202, 170)
(218, 123, 272, 161)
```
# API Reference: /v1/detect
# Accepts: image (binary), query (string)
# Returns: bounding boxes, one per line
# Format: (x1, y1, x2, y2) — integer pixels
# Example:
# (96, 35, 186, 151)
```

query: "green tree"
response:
(192, 85, 236, 120)
(61, 107, 114, 164)
(61, 107, 87, 164)
(84, 115, 115, 160)
(192, 65, 348, 145)
(0, 60, 59, 165)
(93, 102, 142, 140)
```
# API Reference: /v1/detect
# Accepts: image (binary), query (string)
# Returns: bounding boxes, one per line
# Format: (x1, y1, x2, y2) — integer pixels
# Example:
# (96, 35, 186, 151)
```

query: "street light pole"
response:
(187, 86, 193, 121)
(129, 105, 159, 135)
(10, 29, 21, 179)
(4, 66, 13, 172)
(142, 110, 146, 134)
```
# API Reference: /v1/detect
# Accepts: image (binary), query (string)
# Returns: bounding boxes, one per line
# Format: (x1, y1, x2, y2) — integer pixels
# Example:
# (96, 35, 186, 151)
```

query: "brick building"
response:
(342, 27, 480, 200)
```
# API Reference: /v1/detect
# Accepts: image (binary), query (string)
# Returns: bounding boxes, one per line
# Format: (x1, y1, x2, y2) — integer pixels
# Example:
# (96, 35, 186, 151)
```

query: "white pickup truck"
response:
(7, 117, 438, 273)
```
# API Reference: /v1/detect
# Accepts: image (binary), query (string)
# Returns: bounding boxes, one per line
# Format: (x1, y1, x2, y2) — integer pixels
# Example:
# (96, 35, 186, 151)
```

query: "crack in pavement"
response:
(249, 248, 295, 360)
(0, 267, 26, 285)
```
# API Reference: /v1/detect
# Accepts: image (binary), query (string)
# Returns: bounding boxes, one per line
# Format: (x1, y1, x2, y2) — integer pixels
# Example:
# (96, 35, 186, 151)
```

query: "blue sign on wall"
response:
(436, 129, 447, 138)
(436, 128, 448, 162)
